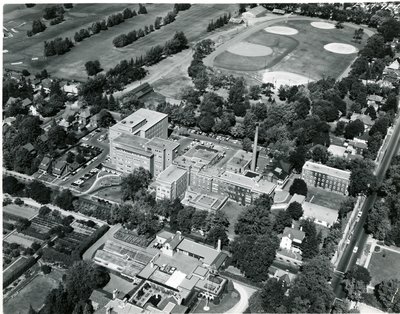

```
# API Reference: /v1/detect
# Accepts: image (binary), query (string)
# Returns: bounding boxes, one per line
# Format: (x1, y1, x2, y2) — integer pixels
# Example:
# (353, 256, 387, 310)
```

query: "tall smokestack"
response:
(251, 125, 259, 171)
(217, 239, 221, 252)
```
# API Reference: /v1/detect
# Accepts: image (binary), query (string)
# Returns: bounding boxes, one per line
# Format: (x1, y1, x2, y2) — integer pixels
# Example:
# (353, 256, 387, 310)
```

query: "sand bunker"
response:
(262, 71, 313, 87)
(227, 42, 273, 57)
(324, 43, 358, 54)
(264, 26, 298, 36)
(311, 21, 335, 29)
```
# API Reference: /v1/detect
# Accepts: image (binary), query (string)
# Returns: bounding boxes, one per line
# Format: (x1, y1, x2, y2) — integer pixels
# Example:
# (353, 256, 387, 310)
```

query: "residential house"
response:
(5, 97, 20, 108)
(229, 17, 244, 24)
(62, 83, 79, 96)
(22, 143, 36, 156)
(31, 78, 41, 90)
(53, 160, 67, 177)
(41, 78, 53, 92)
(21, 98, 32, 109)
(348, 139, 368, 155)
(67, 161, 80, 173)
(350, 113, 374, 131)
(38, 156, 52, 173)
(3, 117, 16, 126)
(279, 227, 305, 254)
(78, 107, 92, 126)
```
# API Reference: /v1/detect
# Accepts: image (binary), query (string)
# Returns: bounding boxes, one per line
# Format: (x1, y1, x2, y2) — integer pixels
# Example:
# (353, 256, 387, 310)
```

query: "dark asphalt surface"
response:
(331, 106, 400, 299)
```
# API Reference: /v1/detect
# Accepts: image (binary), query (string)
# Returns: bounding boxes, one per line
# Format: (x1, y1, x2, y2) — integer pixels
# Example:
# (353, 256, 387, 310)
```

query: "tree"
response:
(85, 60, 102, 76)
(97, 109, 116, 127)
(27, 180, 52, 204)
(3, 176, 24, 195)
(287, 201, 304, 220)
(177, 206, 195, 233)
(48, 125, 67, 148)
(260, 278, 288, 313)
(121, 167, 152, 201)
(378, 18, 400, 42)
(191, 210, 208, 231)
(241, 137, 252, 152)
(209, 210, 230, 230)
(349, 166, 376, 196)
(54, 189, 75, 211)
(39, 206, 52, 217)
(249, 85, 262, 100)
(193, 70, 209, 93)
(344, 119, 365, 139)
(301, 219, 321, 260)
(335, 120, 346, 136)
(345, 265, 371, 285)
(138, 4, 147, 14)
(273, 210, 292, 233)
(42, 265, 52, 274)
(288, 255, 335, 313)
(375, 279, 400, 312)
(234, 205, 273, 236)
(198, 113, 215, 132)
(312, 144, 330, 163)
(230, 234, 279, 282)
(75, 154, 86, 164)
(289, 178, 308, 196)
(365, 203, 391, 240)
(30, 19, 46, 35)
(206, 225, 229, 248)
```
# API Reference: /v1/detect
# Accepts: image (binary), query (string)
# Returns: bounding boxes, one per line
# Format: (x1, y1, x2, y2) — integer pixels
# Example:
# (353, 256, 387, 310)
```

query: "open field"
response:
(4, 269, 65, 313)
(4, 232, 37, 248)
(3, 204, 38, 219)
(213, 19, 366, 82)
(4, 3, 236, 81)
(368, 248, 400, 286)
(221, 201, 244, 238)
(306, 186, 346, 211)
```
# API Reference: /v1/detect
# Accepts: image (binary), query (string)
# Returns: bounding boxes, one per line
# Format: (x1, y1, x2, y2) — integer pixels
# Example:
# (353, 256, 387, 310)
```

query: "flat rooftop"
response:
(302, 201, 338, 226)
(147, 137, 179, 151)
(303, 161, 351, 180)
(110, 108, 167, 134)
(218, 171, 276, 195)
(113, 134, 153, 157)
(227, 150, 252, 168)
(157, 165, 187, 183)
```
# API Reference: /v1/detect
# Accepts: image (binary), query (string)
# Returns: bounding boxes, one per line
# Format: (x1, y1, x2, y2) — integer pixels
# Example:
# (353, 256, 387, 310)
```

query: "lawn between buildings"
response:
(368, 247, 400, 286)
(306, 186, 346, 211)
(213, 19, 366, 81)
(4, 3, 236, 81)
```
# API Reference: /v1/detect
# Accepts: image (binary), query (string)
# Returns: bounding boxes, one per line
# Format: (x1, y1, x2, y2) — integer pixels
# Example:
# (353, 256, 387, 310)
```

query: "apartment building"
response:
(302, 161, 351, 195)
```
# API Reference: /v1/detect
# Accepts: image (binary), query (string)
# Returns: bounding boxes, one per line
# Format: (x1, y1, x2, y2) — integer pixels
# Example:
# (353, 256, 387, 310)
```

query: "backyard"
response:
(306, 186, 346, 211)
(193, 290, 241, 314)
(368, 247, 400, 286)
(4, 268, 65, 313)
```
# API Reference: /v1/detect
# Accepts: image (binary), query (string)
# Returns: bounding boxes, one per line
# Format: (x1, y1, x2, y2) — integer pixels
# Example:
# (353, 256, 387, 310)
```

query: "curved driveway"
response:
(225, 281, 257, 314)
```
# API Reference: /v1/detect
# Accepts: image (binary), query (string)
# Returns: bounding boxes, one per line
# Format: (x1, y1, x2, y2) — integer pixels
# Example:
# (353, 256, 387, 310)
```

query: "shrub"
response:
(14, 198, 24, 205)
(3, 198, 13, 206)
(213, 297, 220, 305)
(41, 264, 52, 274)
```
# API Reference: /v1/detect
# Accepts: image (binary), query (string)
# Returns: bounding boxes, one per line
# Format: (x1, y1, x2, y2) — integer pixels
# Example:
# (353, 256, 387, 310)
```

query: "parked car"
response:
(353, 246, 358, 254)
(357, 211, 362, 218)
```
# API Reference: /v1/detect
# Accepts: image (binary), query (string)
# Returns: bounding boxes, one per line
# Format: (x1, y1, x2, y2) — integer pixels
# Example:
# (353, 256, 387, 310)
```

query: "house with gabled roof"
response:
(39, 156, 52, 173)
(280, 226, 305, 254)
(78, 107, 92, 126)
(53, 160, 67, 177)
(22, 143, 36, 155)
(21, 98, 32, 108)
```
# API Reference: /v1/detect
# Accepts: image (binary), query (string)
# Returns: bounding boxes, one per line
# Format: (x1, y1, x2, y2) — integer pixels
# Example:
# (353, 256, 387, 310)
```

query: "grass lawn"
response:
(4, 3, 236, 81)
(193, 290, 241, 314)
(3, 204, 38, 219)
(213, 19, 366, 80)
(103, 273, 135, 295)
(368, 248, 400, 286)
(4, 232, 36, 248)
(306, 186, 346, 211)
(221, 201, 245, 238)
(95, 185, 123, 203)
(4, 269, 65, 313)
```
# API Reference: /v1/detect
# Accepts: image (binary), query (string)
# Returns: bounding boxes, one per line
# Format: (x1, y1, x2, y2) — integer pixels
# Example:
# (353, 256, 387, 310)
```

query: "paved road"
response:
(331, 101, 400, 299)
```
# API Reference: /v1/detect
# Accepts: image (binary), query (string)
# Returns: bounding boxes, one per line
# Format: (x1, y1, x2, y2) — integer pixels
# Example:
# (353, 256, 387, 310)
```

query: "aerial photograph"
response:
(2, 1, 400, 314)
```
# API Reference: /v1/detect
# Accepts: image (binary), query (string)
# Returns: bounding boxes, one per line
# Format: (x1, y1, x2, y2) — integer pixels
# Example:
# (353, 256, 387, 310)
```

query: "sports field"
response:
(3, 3, 236, 81)
(213, 19, 368, 84)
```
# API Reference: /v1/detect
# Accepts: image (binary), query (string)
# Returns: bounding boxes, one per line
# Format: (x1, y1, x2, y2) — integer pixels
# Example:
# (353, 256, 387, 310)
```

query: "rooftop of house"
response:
(349, 140, 368, 149)
(367, 94, 384, 102)
(302, 201, 339, 226)
(21, 98, 32, 107)
(63, 84, 79, 94)
(288, 193, 306, 205)
(156, 165, 187, 183)
(111, 108, 167, 135)
(350, 113, 374, 126)
(217, 171, 276, 195)
(302, 161, 351, 180)
(282, 227, 305, 242)
(146, 137, 180, 151)
(23, 143, 35, 152)
(39, 156, 52, 168)
(177, 238, 221, 266)
(54, 160, 67, 171)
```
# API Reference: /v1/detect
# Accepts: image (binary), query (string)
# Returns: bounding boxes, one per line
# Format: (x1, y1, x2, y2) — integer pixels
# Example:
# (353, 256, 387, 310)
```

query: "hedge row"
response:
(3, 256, 38, 287)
